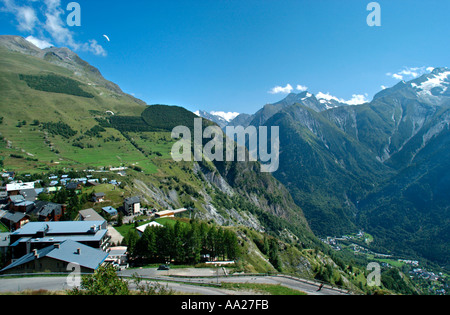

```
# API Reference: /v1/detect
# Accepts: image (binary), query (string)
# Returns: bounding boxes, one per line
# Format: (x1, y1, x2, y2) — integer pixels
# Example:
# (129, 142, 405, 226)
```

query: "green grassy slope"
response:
(0, 46, 156, 173)
(0, 41, 315, 250)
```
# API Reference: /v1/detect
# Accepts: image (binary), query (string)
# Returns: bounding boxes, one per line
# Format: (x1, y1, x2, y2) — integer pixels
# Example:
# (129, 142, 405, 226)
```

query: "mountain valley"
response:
(0, 35, 448, 294)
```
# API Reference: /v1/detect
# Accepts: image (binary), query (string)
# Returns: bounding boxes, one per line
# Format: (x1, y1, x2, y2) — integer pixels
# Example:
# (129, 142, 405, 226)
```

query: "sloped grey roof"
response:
(20, 189, 37, 201)
(1, 211, 26, 223)
(1, 245, 55, 273)
(9, 195, 25, 203)
(124, 196, 140, 205)
(79, 208, 105, 221)
(46, 240, 108, 269)
(1, 240, 108, 273)
(32, 201, 63, 217)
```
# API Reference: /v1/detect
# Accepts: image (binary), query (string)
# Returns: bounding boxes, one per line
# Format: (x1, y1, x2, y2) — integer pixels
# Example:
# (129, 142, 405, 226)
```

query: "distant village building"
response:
(66, 182, 83, 191)
(2, 171, 15, 181)
(155, 208, 188, 219)
(92, 192, 106, 203)
(0, 210, 29, 231)
(110, 167, 128, 172)
(6, 182, 35, 195)
(86, 180, 100, 187)
(102, 206, 118, 217)
(32, 201, 65, 222)
(123, 196, 141, 215)
(8, 195, 32, 212)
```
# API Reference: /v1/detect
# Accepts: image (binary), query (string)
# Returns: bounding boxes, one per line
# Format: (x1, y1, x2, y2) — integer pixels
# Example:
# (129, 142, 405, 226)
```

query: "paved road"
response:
(0, 276, 72, 293)
(0, 276, 244, 295)
(0, 269, 351, 295)
(119, 268, 350, 295)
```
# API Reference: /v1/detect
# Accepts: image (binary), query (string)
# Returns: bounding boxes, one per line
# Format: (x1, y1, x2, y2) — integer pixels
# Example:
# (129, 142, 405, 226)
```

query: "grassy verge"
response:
(221, 283, 307, 295)
(0, 290, 66, 296)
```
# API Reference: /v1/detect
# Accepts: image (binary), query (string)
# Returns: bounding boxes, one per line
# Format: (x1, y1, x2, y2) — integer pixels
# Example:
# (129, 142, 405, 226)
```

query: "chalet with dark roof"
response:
(32, 201, 65, 222)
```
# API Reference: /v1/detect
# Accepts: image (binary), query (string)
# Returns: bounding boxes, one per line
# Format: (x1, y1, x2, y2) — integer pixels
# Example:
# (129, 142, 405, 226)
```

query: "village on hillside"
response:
(0, 169, 189, 275)
(321, 232, 447, 295)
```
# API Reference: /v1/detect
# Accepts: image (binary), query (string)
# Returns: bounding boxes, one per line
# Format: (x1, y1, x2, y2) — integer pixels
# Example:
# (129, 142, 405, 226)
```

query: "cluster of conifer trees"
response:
(125, 220, 240, 265)
(19, 73, 94, 98)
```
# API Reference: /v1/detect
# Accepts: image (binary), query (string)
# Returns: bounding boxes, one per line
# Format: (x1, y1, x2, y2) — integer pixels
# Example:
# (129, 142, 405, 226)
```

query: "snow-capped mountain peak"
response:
(374, 67, 450, 106)
(194, 110, 240, 128)
(210, 111, 240, 122)
(412, 68, 450, 97)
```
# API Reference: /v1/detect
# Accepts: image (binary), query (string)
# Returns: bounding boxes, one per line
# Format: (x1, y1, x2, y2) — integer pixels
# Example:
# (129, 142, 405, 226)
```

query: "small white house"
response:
(136, 221, 164, 236)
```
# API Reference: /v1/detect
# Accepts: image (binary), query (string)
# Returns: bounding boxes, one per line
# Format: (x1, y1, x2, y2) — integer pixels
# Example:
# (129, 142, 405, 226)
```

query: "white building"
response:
(136, 221, 164, 236)
(6, 182, 35, 194)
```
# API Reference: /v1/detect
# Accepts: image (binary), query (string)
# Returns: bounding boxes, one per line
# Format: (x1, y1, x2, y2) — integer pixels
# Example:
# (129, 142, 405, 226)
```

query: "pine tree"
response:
(268, 238, 281, 271)
(125, 229, 140, 257)
(224, 230, 239, 260)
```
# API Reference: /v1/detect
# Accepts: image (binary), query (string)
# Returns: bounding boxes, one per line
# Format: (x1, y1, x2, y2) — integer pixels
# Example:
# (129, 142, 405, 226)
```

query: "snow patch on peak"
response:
(416, 71, 450, 96)
(301, 92, 313, 101)
(316, 92, 344, 103)
(210, 111, 240, 122)
(316, 92, 368, 106)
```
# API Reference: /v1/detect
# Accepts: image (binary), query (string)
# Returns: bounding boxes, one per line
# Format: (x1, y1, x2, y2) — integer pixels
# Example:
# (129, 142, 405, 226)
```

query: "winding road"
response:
(0, 268, 352, 295)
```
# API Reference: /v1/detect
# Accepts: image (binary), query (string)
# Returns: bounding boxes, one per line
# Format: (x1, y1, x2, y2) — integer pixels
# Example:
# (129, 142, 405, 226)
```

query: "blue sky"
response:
(1, 0, 450, 114)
